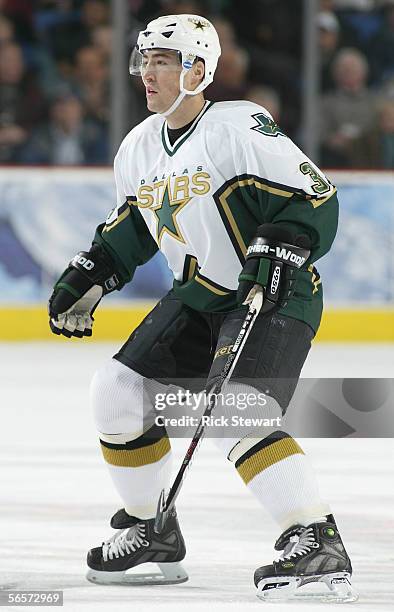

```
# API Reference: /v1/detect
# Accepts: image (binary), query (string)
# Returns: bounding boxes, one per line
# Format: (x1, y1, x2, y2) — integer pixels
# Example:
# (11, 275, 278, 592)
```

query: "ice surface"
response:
(0, 342, 393, 611)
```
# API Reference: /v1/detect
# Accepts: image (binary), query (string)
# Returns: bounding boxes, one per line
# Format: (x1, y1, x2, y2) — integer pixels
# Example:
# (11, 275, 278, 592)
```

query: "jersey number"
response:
(299, 162, 330, 195)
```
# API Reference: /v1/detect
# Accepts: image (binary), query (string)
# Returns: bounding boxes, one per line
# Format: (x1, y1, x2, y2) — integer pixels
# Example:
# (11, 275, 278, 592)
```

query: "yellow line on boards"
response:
(0, 306, 393, 342)
(0, 305, 154, 341)
(317, 309, 394, 342)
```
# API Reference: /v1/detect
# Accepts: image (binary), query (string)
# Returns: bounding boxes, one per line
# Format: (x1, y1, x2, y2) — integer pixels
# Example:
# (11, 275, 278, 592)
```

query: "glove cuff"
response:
(70, 244, 123, 295)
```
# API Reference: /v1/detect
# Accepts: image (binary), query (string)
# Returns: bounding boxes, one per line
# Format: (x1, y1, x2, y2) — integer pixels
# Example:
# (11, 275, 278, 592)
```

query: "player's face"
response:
(141, 50, 182, 113)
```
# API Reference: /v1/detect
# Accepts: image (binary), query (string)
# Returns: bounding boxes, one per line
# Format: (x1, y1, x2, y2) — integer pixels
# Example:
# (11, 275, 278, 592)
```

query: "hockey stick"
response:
(154, 288, 264, 534)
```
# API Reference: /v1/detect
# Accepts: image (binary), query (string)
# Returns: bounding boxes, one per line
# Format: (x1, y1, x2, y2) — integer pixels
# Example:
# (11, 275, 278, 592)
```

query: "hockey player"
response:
(48, 14, 357, 602)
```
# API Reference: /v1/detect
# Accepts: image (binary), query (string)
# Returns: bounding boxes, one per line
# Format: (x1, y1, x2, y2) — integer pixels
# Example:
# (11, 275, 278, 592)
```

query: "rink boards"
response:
(0, 168, 393, 341)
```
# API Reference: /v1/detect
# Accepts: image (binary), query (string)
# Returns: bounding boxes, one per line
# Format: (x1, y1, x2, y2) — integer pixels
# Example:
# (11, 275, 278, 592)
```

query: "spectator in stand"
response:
(350, 98, 394, 168)
(244, 85, 281, 123)
(223, 0, 302, 138)
(0, 0, 35, 42)
(20, 89, 108, 165)
(91, 24, 111, 61)
(210, 16, 236, 48)
(319, 47, 377, 166)
(80, 0, 109, 29)
(206, 43, 250, 101)
(47, 0, 109, 66)
(0, 41, 47, 163)
(225, 0, 302, 60)
(72, 45, 109, 124)
(317, 11, 342, 91)
(368, 1, 394, 84)
(333, 0, 382, 52)
(205, 17, 251, 101)
(3, 0, 390, 169)
(0, 12, 14, 44)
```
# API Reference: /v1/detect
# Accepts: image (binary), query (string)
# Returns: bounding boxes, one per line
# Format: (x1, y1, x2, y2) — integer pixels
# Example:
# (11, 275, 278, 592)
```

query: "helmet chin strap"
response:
(160, 90, 187, 118)
(160, 69, 205, 118)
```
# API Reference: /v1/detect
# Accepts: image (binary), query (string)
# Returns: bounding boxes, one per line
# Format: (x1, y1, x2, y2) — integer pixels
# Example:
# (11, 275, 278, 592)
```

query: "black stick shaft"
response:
(154, 290, 263, 532)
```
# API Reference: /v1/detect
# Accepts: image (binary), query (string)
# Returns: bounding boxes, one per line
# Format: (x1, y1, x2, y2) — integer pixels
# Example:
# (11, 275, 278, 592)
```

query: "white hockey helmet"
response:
(129, 14, 221, 115)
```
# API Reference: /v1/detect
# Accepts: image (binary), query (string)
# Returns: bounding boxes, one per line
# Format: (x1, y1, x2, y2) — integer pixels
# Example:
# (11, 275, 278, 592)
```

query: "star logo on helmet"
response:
(190, 18, 208, 31)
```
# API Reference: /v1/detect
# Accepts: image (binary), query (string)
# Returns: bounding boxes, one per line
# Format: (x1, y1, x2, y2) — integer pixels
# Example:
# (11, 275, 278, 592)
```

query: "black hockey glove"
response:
(237, 224, 311, 315)
(48, 244, 123, 338)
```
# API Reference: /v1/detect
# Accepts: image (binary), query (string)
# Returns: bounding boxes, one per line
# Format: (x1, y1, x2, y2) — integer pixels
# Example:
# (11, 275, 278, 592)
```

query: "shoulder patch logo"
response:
(250, 112, 286, 138)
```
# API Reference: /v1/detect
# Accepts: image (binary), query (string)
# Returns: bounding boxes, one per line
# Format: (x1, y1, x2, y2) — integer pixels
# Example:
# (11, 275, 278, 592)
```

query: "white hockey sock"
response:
(230, 431, 330, 530)
(98, 427, 173, 520)
(211, 383, 330, 530)
(90, 359, 173, 519)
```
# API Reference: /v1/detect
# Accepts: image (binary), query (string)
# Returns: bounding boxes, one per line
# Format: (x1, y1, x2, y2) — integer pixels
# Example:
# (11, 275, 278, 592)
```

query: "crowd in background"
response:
(0, 0, 393, 168)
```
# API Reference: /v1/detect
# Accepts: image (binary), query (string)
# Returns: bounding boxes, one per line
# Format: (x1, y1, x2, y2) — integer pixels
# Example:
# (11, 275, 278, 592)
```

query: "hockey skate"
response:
(254, 515, 358, 603)
(86, 507, 188, 585)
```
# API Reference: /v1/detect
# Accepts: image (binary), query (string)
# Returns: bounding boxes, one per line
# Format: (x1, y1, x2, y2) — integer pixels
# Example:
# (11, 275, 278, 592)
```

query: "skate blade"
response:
(256, 572, 358, 603)
(86, 561, 188, 586)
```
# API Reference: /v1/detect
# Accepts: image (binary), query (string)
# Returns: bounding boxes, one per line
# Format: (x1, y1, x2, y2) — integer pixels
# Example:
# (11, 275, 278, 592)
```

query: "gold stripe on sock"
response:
(236, 437, 304, 484)
(101, 436, 171, 467)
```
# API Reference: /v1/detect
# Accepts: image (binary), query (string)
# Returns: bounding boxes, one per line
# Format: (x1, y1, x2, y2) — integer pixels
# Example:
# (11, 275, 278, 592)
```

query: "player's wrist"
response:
(69, 244, 123, 295)
(48, 243, 122, 339)
(237, 224, 311, 312)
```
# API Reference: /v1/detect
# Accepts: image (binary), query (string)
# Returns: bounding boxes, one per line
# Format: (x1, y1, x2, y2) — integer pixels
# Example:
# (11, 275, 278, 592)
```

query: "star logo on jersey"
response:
(250, 112, 286, 138)
(152, 179, 190, 245)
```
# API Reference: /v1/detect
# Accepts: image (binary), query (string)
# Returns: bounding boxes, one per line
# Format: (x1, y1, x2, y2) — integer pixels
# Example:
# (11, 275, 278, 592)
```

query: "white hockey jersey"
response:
(97, 100, 338, 329)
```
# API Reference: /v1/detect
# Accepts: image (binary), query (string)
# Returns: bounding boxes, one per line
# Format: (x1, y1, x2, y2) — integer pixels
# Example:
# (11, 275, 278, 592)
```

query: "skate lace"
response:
(102, 523, 149, 561)
(280, 527, 319, 560)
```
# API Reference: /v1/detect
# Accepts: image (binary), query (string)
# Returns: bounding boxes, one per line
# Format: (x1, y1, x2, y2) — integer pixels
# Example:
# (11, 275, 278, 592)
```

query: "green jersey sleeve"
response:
(271, 189, 339, 267)
(92, 147, 158, 285)
(231, 106, 339, 267)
